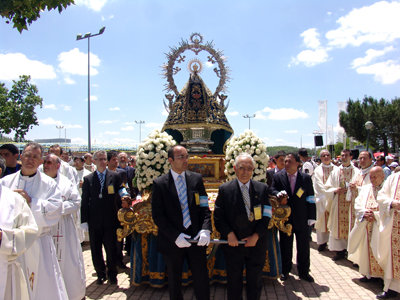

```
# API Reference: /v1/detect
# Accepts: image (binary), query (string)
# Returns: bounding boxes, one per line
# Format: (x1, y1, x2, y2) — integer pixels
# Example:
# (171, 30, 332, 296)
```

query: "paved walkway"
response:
(83, 232, 399, 299)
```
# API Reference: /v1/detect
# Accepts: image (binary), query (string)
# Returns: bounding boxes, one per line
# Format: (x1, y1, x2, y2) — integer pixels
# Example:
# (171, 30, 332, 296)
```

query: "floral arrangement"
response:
(134, 130, 176, 192)
(224, 130, 269, 182)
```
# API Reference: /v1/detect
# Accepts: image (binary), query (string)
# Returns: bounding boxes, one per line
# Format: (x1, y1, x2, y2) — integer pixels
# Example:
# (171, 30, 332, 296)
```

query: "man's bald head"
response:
(370, 166, 385, 187)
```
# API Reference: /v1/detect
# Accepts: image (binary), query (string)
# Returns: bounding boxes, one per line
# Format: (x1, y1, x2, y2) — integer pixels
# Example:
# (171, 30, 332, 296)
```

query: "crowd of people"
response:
(0, 142, 399, 300)
(0, 143, 136, 300)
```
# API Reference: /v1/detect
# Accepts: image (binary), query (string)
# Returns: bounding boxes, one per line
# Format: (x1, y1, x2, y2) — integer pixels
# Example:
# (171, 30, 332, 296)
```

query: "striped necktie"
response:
(177, 174, 191, 228)
(98, 172, 105, 191)
(241, 184, 251, 219)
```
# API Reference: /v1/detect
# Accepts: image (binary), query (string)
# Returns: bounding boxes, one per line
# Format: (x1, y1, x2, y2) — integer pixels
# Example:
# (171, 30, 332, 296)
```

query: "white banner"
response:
(337, 101, 347, 142)
(318, 100, 327, 132)
(327, 124, 334, 145)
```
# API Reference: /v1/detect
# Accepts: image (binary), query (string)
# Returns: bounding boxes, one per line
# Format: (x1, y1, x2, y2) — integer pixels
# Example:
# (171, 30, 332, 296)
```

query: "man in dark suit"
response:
(81, 150, 124, 285)
(152, 145, 211, 300)
(271, 153, 316, 282)
(214, 153, 272, 300)
(266, 150, 286, 187)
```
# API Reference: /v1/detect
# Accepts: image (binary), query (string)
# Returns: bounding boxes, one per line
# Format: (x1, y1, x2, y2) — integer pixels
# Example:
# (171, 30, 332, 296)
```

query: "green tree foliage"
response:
(0, 75, 43, 141)
(339, 96, 400, 155)
(0, 0, 74, 32)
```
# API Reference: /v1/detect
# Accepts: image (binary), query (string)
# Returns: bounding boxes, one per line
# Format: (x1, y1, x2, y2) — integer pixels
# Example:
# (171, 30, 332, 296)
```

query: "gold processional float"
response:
(117, 33, 292, 251)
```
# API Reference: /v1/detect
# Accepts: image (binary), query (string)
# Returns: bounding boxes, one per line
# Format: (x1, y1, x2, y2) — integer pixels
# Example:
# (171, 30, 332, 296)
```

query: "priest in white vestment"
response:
(325, 149, 360, 260)
(375, 171, 400, 299)
(0, 184, 38, 300)
(44, 154, 86, 300)
(347, 167, 384, 283)
(1, 142, 68, 300)
(349, 151, 374, 232)
(313, 150, 336, 252)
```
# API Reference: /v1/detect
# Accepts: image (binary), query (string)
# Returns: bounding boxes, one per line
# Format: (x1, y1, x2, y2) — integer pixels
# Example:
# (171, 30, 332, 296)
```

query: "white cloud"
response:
(326, 1, 400, 48)
(289, 48, 329, 67)
(111, 138, 136, 144)
(121, 126, 134, 131)
(38, 117, 82, 129)
(85, 95, 98, 102)
(98, 120, 115, 124)
(74, 0, 108, 12)
(301, 28, 321, 49)
(44, 104, 57, 110)
(64, 124, 83, 129)
(355, 60, 400, 84)
(351, 46, 394, 68)
(64, 76, 76, 85)
(39, 117, 63, 126)
(284, 130, 299, 134)
(145, 122, 162, 129)
(58, 48, 100, 76)
(104, 131, 120, 135)
(62, 105, 72, 111)
(290, 1, 400, 72)
(0, 53, 56, 81)
(124, 121, 136, 125)
(226, 111, 239, 116)
(109, 107, 120, 111)
(255, 107, 309, 120)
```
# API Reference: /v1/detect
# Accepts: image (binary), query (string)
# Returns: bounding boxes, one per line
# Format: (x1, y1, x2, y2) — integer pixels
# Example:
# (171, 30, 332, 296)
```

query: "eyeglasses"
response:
(321, 154, 330, 157)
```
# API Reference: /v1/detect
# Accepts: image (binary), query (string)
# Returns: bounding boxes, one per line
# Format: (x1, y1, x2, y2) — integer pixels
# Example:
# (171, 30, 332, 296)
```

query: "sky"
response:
(1, 0, 400, 151)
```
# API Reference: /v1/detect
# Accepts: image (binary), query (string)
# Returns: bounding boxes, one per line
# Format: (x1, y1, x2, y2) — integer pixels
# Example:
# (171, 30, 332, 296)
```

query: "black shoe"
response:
(109, 277, 118, 285)
(96, 277, 106, 285)
(299, 274, 314, 283)
(359, 276, 372, 283)
(332, 250, 346, 261)
(318, 243, 327, 252)
(280, 273, 289, 281)
(376, 290, 398, 299)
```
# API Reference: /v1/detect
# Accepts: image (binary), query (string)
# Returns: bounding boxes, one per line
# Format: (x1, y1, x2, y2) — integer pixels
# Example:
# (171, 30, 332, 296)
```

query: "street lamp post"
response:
(365, 121, 374, 151)
(56, 125, 64, 139)
(243, 114, 255, 130)
(76, 26, 106, 153)
(135, 120, 145, 144)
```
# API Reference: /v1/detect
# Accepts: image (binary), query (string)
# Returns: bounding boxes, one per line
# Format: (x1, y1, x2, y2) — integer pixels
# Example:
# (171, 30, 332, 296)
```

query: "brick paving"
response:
(83, 232, 400, 299)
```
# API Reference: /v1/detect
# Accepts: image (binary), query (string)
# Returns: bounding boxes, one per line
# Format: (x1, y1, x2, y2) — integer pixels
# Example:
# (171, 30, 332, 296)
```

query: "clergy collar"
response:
(361, 164, 374, 175)
(20, 171, 37, 178)
(322, 163, 333, 169)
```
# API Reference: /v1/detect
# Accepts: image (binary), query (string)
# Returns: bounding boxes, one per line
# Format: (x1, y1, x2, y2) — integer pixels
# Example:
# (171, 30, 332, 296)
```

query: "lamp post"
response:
(135, 120, 145, 144)
(76, 26, 106, 153)
(365, 121, 374, 151)
(243, 114, 255, 130)
(56, 125, 64, 139)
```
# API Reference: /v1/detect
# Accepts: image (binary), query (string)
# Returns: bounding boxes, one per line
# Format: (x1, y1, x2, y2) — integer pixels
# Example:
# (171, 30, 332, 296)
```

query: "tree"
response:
(0, 75, 43, 141)
(0, 0, 74, 32)
(339, 96, 399, 155)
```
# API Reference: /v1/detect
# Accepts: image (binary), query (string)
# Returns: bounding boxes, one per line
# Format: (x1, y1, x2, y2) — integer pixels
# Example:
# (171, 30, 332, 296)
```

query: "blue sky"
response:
(1, 0, 399, 150)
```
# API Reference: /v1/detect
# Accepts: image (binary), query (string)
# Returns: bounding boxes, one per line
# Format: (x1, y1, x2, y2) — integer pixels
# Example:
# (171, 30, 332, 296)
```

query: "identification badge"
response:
(296, 188, 304, 198)
(108, 185, 115, 194)
(195, 193, 200, 205)
(99, 193, 103, 199)
(199, 196, 208, 208)
(254, 205, 262, 220)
